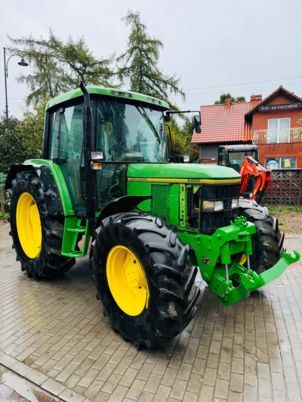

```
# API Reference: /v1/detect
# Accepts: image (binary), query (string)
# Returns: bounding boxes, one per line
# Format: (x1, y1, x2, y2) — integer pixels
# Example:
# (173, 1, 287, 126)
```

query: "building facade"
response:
(192, 86, 302, 168)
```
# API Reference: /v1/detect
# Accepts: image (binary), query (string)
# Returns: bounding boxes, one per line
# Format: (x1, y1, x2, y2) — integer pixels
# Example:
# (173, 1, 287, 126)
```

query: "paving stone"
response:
(198, 384, 214, 402)
(84, 379, 104, 400)
(101, 372, 122, 394)
(107, 384, 128, 401)
(42, 377, 65, 395)
(161, 367, 178, 387)
(153, 384, 171, 401)
(170, 378, 187, 400)
(230, 373, 243, 393)
(119, 368, 138, 387)
(183, 391, 198, 402)
(126, 378, 145, 400)
(186, 373, 202, 394)
(144, 373, 161, 393)
(0, 224, 302, 402)
(214, 378, 229, 399)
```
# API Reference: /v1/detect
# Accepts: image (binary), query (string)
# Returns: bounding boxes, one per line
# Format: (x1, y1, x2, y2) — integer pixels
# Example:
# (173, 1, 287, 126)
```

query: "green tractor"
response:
(5, 84, 299, 348)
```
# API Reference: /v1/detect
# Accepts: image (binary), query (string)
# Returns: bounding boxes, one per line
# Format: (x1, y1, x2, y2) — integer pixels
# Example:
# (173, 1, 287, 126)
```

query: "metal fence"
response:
(263, 169, 302, 205)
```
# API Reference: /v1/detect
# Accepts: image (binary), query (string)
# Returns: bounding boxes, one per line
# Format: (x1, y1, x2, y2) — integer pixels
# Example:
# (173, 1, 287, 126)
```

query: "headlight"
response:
(231, 198, 239, 209)
(202, 200, 224, 211)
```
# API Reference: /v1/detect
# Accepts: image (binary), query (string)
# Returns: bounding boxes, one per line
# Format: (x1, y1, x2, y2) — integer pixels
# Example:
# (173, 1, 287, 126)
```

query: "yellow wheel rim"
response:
(16, 192, 42, 259)
(106, 245, 149, 316)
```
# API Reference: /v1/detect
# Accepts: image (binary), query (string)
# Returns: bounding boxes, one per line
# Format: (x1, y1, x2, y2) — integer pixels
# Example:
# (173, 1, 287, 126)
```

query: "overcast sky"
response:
(1, 0, 302, 118)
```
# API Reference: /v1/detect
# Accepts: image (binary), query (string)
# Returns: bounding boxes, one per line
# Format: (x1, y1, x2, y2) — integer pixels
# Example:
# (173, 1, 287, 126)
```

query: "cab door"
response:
(47, 102, 85, 214)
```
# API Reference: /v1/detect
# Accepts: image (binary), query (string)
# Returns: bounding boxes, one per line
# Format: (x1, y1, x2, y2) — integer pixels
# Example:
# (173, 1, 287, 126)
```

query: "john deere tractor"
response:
(5, 84, 299, 348)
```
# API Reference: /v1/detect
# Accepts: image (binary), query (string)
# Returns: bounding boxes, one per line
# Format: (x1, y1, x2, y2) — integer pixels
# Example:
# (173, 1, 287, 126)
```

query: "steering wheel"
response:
(109, 143, 128, 160)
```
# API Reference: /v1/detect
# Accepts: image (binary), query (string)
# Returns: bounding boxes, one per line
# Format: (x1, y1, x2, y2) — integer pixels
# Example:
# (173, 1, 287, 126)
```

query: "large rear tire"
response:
(9, 171, 75, 279)
(239, 198, 284, 273)
(91, 211, 200, 349)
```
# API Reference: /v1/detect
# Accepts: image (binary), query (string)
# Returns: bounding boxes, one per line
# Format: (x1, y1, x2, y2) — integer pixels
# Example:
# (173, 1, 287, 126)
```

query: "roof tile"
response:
(192, 102, 253, 144)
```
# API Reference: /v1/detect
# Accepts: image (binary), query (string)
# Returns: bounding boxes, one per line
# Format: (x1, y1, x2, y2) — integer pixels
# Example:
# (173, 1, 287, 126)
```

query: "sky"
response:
(1, 0, 302, 118)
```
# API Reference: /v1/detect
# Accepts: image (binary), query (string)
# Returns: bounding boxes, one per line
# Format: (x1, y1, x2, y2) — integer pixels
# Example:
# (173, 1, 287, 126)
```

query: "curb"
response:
(0, 350, 89, 402)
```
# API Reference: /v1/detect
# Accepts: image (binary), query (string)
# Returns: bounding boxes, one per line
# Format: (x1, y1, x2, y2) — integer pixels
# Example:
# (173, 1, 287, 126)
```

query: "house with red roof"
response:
(192, 86, 302, 168)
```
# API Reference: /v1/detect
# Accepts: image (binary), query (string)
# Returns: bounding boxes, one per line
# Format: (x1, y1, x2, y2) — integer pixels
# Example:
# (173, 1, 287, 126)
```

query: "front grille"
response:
(199, 184, 240, 234)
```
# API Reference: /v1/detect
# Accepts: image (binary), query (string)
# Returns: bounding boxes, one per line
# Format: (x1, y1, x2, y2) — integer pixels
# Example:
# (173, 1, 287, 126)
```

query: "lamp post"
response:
(3, 47, 28, 119)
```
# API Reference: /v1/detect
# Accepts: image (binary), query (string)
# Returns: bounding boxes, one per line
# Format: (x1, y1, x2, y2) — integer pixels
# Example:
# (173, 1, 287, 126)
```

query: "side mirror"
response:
(193, 113, 201, 133)
(164, 112, 171, 123)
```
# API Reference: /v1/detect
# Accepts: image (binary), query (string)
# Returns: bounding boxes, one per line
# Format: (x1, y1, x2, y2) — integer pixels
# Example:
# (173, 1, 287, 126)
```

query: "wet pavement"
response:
(0, 364, 59, 401)
(0, 221, 302, 401)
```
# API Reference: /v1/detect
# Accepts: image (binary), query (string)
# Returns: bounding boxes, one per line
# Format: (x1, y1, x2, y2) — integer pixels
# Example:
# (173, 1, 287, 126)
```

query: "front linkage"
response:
(178, 216, 300, 306)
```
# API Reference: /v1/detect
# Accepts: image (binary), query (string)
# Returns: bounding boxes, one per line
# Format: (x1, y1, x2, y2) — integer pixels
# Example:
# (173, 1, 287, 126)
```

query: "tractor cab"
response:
(44, 86, 169, 214)
(218, 144, 259, 172)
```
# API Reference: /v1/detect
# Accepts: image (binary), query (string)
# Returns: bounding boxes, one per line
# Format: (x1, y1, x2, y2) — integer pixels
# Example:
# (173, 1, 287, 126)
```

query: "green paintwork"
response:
(62, 217, 90, 258)
(46, 86, 169, 110)
(127, 163, 241, 180)
(127, 167, 300, 305)
(177, 217, 300, 305)
(24, 159, 90, 257)
(25, 159, 75, 216)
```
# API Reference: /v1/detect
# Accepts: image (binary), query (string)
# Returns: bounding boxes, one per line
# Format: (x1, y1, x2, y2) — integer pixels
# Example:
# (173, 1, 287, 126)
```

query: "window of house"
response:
(267, 118, 290, 143)
(265, 157, 296, 169)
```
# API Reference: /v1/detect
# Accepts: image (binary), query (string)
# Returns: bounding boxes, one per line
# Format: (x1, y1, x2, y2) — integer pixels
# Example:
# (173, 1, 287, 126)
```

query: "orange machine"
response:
(218, 144, 271, 203)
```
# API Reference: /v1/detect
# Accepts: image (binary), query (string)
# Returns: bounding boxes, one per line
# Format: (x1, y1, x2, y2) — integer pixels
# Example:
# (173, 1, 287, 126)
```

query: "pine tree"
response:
(9, 31, 114, 106)
(117, 11, 185, 105)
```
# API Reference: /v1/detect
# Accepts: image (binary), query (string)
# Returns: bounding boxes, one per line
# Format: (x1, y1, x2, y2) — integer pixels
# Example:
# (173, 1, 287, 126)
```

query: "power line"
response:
(184, 75, 302, 92)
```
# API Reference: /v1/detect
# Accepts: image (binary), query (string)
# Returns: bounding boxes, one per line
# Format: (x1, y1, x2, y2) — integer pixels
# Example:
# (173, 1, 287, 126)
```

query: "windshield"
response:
(95, 98, 167, 162)
(228, 150, 258, 171)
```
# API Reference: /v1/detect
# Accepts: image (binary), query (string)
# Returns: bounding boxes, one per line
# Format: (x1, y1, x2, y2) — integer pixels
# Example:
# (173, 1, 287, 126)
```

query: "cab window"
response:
(48, 103, 85, 211)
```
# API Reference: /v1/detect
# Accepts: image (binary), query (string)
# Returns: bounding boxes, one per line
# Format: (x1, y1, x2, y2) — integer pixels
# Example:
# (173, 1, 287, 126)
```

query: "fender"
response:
(98, 195, 151, 223)
(5, 162, 64, 216)
(5, 163, 36, 190)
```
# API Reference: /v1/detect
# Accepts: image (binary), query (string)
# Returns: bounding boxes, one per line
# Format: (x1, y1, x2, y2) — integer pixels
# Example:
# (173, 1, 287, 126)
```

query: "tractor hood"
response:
(127, 163, 241, 184)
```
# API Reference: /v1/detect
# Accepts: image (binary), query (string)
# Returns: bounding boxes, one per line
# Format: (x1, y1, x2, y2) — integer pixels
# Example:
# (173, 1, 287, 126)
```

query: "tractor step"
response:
(67, 226, 87, 233)
(61, 217, 90, 258)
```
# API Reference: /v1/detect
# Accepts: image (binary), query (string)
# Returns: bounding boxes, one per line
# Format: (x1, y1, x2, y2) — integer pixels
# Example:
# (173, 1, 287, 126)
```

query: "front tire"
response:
(239, 198, 284, 273)
(91, 212, 200, 349)
(9, 171, 75, 279)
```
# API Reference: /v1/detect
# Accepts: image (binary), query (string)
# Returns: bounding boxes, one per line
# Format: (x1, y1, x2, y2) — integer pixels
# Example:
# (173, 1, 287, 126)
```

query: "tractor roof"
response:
(218, 144, 258, 152)
(46, 86, 170, 110)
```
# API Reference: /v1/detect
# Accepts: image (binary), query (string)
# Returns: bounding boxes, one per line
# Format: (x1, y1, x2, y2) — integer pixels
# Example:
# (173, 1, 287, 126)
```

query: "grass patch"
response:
(268, 204, 302, 215)
(267, 204, 302, 234)
(0, 211, 8, 221)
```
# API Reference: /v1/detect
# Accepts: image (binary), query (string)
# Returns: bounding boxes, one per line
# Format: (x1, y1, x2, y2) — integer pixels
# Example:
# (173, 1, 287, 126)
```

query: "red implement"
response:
(240, 156, 271, 202)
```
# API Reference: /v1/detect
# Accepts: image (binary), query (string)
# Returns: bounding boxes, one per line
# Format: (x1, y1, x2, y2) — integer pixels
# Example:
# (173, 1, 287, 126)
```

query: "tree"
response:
(9, 31, 114, 106)
(0, 117, 28, 173)
(166, 118, 199, 162)
(0, 103, 45, 173)
(18, 101, 46, 158)
(180, 119, 199, 161)
(215, 93, 246, 104)
(117, 11, 185, 105)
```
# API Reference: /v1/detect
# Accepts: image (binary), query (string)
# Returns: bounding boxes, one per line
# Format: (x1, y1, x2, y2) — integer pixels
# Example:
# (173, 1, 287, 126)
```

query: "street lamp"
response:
(3, 47, 28, 119)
